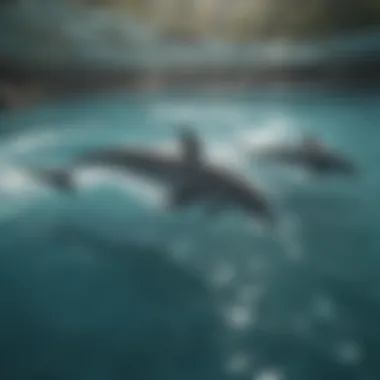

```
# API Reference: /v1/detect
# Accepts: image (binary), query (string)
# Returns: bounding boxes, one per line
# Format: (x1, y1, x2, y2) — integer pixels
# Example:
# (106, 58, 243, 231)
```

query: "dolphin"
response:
(250, 136, 357, 177)
(27, 167, 75, 192)
(32, 127, 275, 227)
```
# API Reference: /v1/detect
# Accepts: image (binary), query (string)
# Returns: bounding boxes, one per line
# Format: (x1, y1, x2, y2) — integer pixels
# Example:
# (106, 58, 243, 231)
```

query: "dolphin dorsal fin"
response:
(179, 126, 202, 164)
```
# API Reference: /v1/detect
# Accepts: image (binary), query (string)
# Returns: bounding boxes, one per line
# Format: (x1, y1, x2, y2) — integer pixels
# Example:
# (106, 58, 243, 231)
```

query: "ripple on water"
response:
(0, 90, 379, 380)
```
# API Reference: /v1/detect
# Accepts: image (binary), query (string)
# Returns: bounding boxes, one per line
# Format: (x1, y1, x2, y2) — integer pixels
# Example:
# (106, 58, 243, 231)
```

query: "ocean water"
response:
(0, 89, 379, 380)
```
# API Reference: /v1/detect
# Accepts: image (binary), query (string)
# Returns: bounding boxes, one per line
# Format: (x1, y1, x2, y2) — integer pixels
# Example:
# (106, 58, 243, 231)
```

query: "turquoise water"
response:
(0, 89, 380, 380)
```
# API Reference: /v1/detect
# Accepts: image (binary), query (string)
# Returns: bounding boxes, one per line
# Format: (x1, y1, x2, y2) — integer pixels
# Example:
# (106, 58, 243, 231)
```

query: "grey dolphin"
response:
(28, 167, 75, 192)
(251, 136, 357, 176)
(33, 127, 275, 227)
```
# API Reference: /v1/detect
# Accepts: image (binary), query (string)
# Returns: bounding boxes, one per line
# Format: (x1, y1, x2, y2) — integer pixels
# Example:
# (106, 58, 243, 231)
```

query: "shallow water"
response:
(0, 89, 379, 380)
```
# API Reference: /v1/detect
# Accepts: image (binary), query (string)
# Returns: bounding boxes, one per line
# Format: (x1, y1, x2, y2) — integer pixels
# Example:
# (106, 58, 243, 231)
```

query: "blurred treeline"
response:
(84, 0, 380, 41)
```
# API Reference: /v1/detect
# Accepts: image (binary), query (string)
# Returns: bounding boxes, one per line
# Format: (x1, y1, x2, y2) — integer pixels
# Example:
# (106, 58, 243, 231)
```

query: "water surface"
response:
(0, 89, 379, 380)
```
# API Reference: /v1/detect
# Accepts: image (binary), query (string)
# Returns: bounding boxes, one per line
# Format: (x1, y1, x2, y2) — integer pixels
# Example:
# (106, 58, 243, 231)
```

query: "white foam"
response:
(334, 341, 363, 365)
(0, 165, 45, 220)
(274, 212, 304, 262)
(0, 122, 105, 161)
(225, 303, 256, 330)
(254, 369, 285, 380)
(211, 261, 236, 288)
(226, 352, 251, 375)
(236, 115, 298, 155)
(75, 168, 165, 208)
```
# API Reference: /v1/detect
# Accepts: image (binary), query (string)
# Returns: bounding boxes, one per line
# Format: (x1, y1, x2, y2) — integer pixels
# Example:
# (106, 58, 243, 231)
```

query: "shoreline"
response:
(1, 57, 380, 110)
